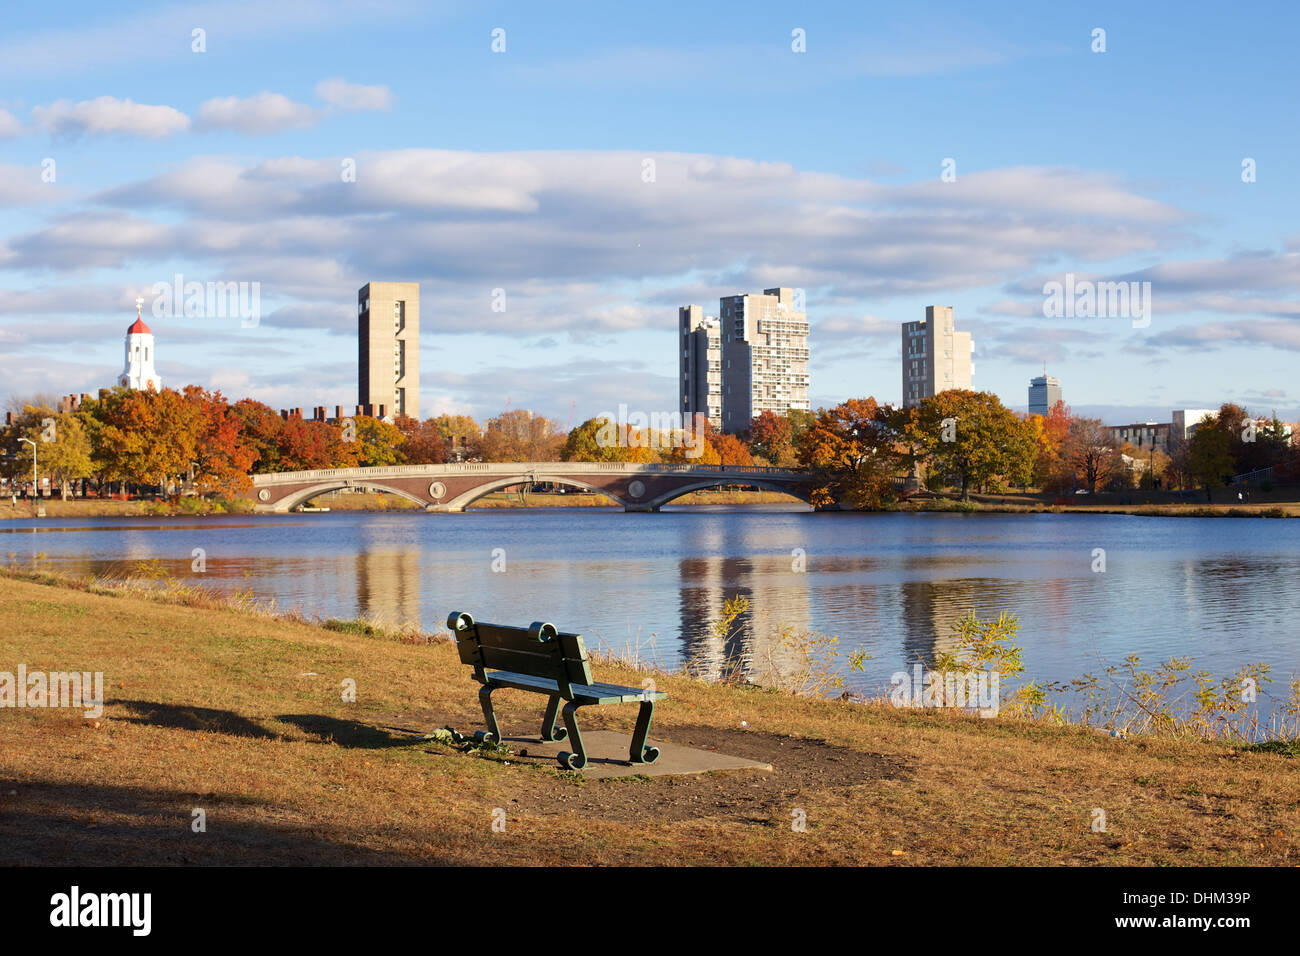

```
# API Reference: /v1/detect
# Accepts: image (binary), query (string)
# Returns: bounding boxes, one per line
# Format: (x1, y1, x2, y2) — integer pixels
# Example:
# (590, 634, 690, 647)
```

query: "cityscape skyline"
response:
(2, 2, 1299, 426)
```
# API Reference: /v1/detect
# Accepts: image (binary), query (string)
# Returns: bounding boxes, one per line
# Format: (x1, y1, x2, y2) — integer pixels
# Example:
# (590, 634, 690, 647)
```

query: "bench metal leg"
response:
(557, 702, 587, 771)
(540, 694, 567, 742)
(628, 699, 660, 765)
(477, 685, 502, 743)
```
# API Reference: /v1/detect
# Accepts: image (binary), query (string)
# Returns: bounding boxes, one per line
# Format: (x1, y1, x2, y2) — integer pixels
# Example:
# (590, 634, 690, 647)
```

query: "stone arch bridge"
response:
(250, 462, 823, 513)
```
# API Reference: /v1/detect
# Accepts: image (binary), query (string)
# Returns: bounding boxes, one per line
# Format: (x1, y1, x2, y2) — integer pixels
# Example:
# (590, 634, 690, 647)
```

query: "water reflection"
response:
(3, 511, 1299, 715)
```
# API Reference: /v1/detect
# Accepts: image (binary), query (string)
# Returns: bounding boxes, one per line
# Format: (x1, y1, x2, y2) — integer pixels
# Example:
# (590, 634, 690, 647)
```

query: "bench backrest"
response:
(447, 611, 594, 698)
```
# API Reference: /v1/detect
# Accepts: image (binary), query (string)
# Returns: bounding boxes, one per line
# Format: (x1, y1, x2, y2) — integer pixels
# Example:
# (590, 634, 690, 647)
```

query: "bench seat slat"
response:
(485, 670, 666, 704)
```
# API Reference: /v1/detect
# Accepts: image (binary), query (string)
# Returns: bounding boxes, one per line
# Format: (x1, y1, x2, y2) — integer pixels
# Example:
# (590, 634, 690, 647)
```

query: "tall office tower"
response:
(901, 305, 973, 408)
(718, 287, 810, 434)
(679, 305, 722, 430)
(358, 281, 419, 420)
(1028, 374, 1062, 416)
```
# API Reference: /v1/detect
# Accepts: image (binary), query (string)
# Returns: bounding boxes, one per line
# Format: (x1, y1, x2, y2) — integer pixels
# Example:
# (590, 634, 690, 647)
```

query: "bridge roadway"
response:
(249, 461, 821, 513)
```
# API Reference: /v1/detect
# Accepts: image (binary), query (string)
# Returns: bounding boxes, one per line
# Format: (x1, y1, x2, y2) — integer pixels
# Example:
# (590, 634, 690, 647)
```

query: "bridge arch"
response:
(273, 480, 434, 513)
(645, 478, 814, 510)
(442, 474, 627, 512)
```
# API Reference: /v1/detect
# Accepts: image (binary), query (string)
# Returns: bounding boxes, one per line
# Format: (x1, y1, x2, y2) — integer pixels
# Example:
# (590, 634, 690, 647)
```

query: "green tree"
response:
(1188, 415, 1234, 500)
(915, 390, 1036, 498)
(35, 411, 94, 498)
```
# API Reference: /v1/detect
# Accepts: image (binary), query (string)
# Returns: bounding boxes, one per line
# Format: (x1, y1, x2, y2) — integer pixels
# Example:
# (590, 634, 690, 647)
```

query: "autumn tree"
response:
(1060, 417, 1123, 493)
(478, 409, 565, 462)
(702, 421, 753, 467)
(1032, 399, 1073, 490)
(275, 417, 357, 471)
(351, 416, 407, 467)
(229, 399, 284, 473)
(94, 387, 203, 489)
(561, 417, 661, 463)
(747, 410, 795, 466)
(182, 386, 257, 495)
(430, 413, 482, 460)
(799, 398, 899, 508)
(394, 415, 449, 464)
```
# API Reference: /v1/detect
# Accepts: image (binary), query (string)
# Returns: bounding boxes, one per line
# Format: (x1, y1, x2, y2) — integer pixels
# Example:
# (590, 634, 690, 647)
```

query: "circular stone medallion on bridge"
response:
(257, 489, 270, 502)
(428, 481, 447, 500)
(627, 479, 646, 500)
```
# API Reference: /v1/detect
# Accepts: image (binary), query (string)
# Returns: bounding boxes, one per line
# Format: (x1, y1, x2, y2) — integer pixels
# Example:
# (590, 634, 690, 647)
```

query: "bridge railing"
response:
(251, 461, 810, 485)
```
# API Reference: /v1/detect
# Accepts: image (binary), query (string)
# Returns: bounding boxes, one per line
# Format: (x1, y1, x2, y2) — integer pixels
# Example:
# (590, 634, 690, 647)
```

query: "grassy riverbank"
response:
(2, 568, 1297, 865)
(900, 489, 1300, 518)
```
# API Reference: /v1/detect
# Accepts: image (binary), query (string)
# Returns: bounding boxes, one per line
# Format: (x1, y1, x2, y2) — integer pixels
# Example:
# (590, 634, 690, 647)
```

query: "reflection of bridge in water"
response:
(250, 462, 822, 513)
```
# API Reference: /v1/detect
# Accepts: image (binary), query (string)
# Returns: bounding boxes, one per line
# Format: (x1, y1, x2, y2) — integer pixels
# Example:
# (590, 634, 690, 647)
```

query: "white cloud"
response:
(31, 96, 190, 138)
(0, 164, 65, 207)
(0, 108, 22, 138)
(197, 92, 319, 135)
(315, 78, 394, 112)
(1147, 319, 1300, 352)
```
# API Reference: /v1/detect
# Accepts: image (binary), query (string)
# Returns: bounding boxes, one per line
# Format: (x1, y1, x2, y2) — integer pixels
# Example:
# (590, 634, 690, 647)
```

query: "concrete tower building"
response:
(1028, 374, 1062, 416)
(120, 296, 161, 391)
(718, 287, 810, 434)
(901, 306, 973, 408)
(679, 305, 722, 430)
(358, 281, 419, 421)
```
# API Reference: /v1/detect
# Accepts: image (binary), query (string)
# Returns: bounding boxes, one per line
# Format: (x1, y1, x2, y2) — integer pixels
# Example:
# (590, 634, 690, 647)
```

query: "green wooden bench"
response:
(446, 611, 666, 771)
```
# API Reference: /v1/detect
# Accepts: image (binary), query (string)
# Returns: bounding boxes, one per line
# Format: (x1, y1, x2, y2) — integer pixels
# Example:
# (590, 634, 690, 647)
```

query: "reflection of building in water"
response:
(898, 579, 988, 666)
(355, 548, 423, 626)
(676, 553, 812, 685)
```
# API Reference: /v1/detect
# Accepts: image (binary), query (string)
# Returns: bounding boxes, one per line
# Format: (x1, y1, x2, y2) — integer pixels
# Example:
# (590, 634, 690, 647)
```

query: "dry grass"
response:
(2, 571, 1298, 866)
(904, 490, 1300, 518)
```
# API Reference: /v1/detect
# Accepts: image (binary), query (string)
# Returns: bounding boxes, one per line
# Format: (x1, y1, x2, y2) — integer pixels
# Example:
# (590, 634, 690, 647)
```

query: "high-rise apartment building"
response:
(901, 306, 973, 408)
(358, 281, 419, 421)
(718, 287, 810, 433)
(679, 305, 722, 430)
(1028, 374, 1062, 416)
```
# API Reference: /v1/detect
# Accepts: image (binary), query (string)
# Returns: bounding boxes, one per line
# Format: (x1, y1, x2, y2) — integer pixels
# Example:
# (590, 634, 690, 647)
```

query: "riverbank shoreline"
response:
(5, 487, 1300, 519)
(0, 489, 803, 519)
(2, 567, 1297, 865)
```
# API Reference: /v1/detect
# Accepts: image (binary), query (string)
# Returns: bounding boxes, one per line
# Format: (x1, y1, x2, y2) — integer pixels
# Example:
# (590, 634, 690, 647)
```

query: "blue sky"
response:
(2, 0, 1298, 426)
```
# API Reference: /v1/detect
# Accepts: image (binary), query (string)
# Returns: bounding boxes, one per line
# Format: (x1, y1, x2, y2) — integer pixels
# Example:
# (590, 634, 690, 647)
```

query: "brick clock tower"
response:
(120, 296, 161, 391)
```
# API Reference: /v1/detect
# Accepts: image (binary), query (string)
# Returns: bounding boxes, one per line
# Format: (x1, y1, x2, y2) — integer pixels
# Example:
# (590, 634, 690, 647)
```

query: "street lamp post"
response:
(19, 437, 36, 502)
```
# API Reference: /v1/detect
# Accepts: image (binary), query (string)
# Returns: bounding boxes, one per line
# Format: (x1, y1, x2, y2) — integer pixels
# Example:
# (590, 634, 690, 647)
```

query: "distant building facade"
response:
(1108, 422, 1171, 454)
(718, 287, 810, 433)
(1171, 408, 1217, 440)
(902, 306, 973, 408)
(358, 281, 420, 421)
(1028, 374, 1062, 417)
(679, 306, 722, 430)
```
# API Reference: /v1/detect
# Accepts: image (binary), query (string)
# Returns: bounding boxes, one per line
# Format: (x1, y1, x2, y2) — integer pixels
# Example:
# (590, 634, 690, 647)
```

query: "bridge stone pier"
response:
(249, 462, 821, 513)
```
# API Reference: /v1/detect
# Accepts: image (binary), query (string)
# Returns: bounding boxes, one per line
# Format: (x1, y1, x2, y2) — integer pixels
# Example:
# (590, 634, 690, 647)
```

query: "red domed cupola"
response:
(127, 296, 151, 335)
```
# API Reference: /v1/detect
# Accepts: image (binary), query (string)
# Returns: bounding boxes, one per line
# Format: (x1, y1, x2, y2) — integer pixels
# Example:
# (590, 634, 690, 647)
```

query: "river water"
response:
(3, 505, 1298, 710)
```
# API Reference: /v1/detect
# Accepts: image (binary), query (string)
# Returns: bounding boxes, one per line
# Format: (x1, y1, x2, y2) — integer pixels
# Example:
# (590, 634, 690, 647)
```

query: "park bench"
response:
(446, 611, 666, 771)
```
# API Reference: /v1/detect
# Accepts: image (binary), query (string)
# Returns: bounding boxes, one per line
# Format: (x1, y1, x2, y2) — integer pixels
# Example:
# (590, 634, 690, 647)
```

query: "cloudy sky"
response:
(2, 0, 1298, 425)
